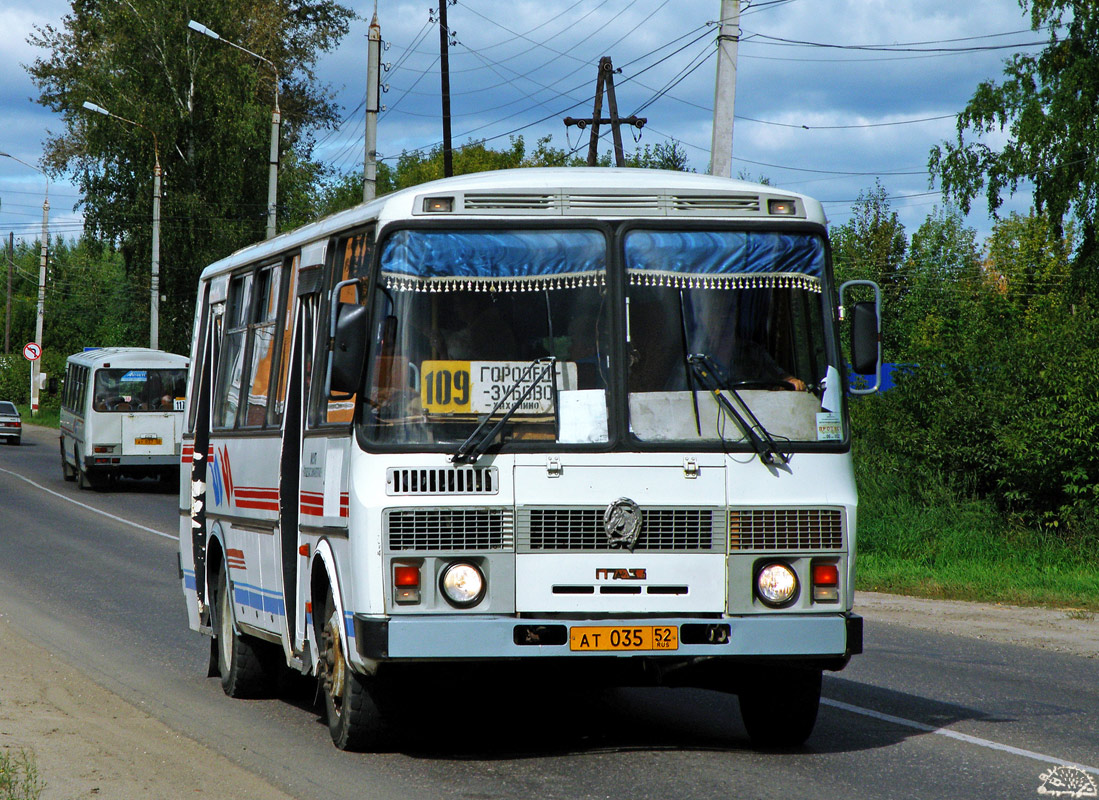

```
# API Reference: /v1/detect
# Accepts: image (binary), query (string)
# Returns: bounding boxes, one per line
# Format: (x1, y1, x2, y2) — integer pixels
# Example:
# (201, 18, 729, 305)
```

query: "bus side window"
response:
(77, 367, 88, 413)
(242, 264, 281, 428)
(270, 255, 299, 426)
(317, 229, 373, 426)
(213, 273, 253, 429)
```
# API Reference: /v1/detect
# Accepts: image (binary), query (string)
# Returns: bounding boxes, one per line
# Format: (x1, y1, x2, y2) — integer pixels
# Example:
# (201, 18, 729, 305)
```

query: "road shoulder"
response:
(857, 591, 1098, 658)
(0, 614, 297, 800)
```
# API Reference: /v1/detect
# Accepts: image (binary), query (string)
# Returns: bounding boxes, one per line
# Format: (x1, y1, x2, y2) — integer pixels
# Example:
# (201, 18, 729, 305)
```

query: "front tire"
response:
(61, 440, 76, 481)
(76, 451, 95, 490)
(319, 596, 386, 751)
(738, 666, 822, 749)
(214, 566, 275, 698)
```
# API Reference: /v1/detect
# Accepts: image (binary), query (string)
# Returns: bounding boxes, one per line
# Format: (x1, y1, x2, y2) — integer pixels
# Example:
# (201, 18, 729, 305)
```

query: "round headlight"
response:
(757, 562, 799, 607)
(440, 562, 485, 608)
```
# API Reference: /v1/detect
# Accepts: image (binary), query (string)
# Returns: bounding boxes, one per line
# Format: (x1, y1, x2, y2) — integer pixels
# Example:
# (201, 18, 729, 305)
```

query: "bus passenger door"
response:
(280, 282, 313, 656)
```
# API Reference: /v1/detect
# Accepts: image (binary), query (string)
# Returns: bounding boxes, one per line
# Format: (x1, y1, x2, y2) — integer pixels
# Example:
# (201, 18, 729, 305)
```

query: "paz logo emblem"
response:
(603, 498, 643, 551)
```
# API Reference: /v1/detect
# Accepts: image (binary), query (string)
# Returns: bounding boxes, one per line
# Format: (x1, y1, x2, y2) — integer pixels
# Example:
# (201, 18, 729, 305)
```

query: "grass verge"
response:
(13, 405, 59, 429)
(854, 446, 1099, 611)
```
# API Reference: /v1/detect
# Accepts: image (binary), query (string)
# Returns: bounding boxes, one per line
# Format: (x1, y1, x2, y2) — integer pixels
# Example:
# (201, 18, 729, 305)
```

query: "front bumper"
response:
(354, 612, 862, 663)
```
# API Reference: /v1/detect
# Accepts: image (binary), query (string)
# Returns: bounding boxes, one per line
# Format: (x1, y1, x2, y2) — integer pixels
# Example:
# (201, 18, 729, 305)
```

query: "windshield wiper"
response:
(686, 353, 789, 467)
(451, 357, 559, 465)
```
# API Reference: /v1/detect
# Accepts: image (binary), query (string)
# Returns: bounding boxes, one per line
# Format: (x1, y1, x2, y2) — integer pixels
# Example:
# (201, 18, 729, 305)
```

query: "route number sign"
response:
(421, 360, 577, 415)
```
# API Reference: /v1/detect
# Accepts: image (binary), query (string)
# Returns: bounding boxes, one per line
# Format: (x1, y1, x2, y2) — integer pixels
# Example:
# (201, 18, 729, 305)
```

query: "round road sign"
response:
(23, 342, 41, 361)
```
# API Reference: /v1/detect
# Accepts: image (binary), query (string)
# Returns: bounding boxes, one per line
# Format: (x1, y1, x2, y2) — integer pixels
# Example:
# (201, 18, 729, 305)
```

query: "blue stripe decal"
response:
(232, 580, 286, 617)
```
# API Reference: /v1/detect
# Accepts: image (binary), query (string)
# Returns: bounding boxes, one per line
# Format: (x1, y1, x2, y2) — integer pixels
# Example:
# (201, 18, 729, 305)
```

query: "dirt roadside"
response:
(1, 594, 1096, 800)
(0, 614, 296, 800)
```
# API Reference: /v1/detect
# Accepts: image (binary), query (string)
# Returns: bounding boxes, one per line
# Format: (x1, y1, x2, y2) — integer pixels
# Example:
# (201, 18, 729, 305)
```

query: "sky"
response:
(0, 0, 1045, 248)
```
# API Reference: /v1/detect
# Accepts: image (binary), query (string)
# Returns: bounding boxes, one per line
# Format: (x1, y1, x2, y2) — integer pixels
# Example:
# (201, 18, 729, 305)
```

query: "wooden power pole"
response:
(564, 57, 646, 166)
(437, 0, 454, 177)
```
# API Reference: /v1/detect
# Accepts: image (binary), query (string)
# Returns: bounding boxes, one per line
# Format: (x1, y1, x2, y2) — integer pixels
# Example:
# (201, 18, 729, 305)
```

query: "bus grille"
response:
(386, 467, 499, 495)
(728, 508, 844, 551)
(517, 507, 723, 552)
(386, 508, 513, 551)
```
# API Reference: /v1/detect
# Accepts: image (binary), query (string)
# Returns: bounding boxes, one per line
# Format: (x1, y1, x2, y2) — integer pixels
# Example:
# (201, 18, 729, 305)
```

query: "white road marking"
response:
(0, 466, 176, 541)
(823, 697, 1099, 775)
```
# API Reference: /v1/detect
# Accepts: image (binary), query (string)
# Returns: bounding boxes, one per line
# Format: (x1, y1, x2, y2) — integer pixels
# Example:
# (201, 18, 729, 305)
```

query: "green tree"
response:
(860, 211, 1099, 539)
(830, 182, 907, 353)
(929, 0, 1099, 291)
(894, 206, 981, 361)
(26, 0, 355, 354)
(0, 234, 137, 403)
(304, 136, 691, 221)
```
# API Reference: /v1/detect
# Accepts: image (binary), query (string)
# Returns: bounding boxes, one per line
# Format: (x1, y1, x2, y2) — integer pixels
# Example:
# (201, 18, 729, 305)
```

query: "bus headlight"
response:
(756, 562, 799, 607)
(440, 562, 485, 608)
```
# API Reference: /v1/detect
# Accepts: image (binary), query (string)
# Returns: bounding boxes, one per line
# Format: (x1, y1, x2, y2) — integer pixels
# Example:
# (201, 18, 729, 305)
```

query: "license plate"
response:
(569, 625, 678, 652)
(135, 437, 162, 445)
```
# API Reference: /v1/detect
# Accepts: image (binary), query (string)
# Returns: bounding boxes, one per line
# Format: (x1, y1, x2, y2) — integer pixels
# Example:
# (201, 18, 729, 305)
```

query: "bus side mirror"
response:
(330, 302, 369, 396)
(851, 302, 879, 375)
(839, 280, 882, 394)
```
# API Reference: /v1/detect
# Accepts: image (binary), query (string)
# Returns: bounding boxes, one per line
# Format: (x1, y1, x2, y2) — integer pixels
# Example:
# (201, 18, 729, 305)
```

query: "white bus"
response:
(179, 168, 881, 751)
(60, 347, 189, 489)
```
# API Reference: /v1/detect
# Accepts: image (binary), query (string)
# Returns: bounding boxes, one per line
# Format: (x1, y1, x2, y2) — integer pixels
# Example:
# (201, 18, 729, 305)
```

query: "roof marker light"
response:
(768, 198, 797, 216)
(423, 196, 454, 213)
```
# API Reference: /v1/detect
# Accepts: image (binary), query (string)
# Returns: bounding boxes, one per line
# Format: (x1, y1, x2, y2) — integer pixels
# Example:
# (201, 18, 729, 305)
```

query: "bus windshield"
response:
(624, 229, 840, 444)
(358, 225, 844, 451)
(361, 228, 610, 448)
(93, 368, 187, 412)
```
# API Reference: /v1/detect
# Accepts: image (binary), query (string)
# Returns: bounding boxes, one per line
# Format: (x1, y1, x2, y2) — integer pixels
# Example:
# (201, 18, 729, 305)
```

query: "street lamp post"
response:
(82, 102, 162, 350)
(188, 19, 280, 240)
(0, 151, 49, 415)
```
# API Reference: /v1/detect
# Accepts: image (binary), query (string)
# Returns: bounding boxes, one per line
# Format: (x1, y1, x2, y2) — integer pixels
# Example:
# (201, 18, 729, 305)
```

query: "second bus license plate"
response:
(569, 625, 679, 652)
(134, 436, 162, 445)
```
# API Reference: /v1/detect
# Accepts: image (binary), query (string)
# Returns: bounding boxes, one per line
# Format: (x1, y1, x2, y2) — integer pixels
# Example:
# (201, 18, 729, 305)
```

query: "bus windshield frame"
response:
(354, 219, 848, 456)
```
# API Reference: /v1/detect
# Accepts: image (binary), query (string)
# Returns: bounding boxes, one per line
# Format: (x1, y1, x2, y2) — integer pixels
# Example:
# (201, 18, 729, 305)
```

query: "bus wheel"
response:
(61, 440, 75, 482)
(320, 599, 385, 751)
(214, 566, 274, 698)
(76, 449, 95, 490)
(738, 666, 821, 749)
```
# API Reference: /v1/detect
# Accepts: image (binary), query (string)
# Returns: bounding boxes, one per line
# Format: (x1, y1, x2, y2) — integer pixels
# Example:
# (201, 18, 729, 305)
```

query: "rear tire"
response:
(319, 594, 386, 751)
(738, 666, 822, 749)
(214, 566, 276, 698)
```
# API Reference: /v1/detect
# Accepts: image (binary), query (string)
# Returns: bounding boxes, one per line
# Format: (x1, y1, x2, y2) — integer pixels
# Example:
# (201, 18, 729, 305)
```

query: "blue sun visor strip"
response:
(380, 229, 607, 292)
(624, 230, 825, 292)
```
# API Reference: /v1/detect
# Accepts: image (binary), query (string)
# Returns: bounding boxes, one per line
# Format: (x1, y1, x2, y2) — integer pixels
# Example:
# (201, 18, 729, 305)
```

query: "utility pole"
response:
(363, 6, 381, 202)
(33, 188, 48, 414)
(5, 232, 12, 355)
(437, 0, 454, 177)
(564, 57, 646, 167)
(151, 151, 161, 349)
(709, 0, 740, 177)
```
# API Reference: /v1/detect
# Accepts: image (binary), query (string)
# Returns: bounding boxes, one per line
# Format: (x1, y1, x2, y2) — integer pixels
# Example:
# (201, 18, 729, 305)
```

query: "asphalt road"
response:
(1, 423, 1096, 800)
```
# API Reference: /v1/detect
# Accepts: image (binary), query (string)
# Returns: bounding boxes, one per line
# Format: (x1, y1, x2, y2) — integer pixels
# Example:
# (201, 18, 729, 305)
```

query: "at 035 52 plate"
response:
(569, 625, 679, 652)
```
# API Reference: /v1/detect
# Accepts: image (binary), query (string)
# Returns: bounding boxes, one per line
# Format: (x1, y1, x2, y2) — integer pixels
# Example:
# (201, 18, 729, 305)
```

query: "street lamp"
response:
(188, 19, 280, 240)
(82, 101, 162, 350)
(0, 150, 49, 415)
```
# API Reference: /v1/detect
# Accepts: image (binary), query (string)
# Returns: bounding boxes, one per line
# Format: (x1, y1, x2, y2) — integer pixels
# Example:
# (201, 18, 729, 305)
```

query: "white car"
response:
(0, 401, 21, 445)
